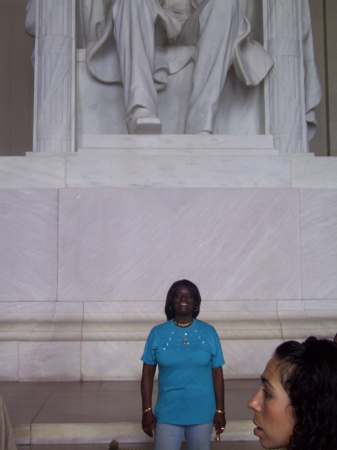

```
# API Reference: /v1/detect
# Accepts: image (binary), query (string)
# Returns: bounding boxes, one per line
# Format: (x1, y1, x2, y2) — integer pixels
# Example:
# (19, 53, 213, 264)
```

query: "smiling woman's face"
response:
(172, 284, 196, 317)
(248, 357, 295, 449)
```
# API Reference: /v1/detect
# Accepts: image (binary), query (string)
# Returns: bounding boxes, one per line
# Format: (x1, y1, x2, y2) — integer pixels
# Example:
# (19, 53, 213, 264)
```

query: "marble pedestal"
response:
(0, 136, 337, 381)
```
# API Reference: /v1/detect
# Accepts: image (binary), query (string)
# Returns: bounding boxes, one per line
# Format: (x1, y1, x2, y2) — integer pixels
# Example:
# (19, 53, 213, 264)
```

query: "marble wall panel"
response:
(82, 339, 281, 380)
(58, 188, 301, 302)
(0, 190, 58, 301)
(81, 341, 144, 381)
(278, 300, 337, 339)
(83, 299, 278, 323)
(83, 301, 162, 342)
(300, 189, 337, 299)
(0, 302, 83, 341)
(291, 156, 337, 188)
(0, 342, 19, 380)
(222, 339, 280, 379)
(0, 155, 66, 189)
(19, 342, 81, 381)
(82, 300, 281, 341)
(65, 153, 291, 188)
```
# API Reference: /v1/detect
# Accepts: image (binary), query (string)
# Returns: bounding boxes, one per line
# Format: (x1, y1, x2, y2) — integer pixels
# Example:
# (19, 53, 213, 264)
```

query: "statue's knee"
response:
(207, 0, 237, 15)
(117, 0, 153, 11)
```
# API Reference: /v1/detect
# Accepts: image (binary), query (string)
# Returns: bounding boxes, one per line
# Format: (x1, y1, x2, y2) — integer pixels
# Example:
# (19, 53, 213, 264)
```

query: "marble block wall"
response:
(1, 157, 337, 381)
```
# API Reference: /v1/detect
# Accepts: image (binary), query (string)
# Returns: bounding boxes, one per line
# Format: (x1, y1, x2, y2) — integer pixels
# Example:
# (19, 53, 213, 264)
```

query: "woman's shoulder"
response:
(194, 319, 216, 331)
(149, 320, 172, 333)
(195, 319, 220, 336)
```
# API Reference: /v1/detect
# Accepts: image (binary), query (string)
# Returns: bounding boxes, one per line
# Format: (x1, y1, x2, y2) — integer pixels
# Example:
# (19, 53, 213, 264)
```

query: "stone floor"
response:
(0, 379, 263, 449)
(19, 444, 262, 450)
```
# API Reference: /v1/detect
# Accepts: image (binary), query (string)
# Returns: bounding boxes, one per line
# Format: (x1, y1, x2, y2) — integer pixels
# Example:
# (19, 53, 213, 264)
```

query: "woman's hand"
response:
(141, 363, 157, 438)
(213, 410, 226, 435)
(212, 366, 226, 434)
(142, 409, 157, 437)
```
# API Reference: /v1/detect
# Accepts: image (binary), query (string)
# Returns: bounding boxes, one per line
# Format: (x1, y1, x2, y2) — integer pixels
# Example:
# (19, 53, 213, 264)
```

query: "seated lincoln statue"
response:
(85, 0, 274, 135)
(26, 1, 321, 144)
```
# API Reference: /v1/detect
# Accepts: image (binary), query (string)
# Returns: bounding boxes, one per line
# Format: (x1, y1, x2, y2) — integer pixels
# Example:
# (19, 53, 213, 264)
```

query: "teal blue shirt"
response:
(141, 319, 225, 425)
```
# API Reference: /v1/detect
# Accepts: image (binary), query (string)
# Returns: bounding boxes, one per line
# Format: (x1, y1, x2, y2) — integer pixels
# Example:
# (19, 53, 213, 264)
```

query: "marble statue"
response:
(85, 0, 274, 135)
(25, 0, 35, 38)
(25, 0, 322, 151)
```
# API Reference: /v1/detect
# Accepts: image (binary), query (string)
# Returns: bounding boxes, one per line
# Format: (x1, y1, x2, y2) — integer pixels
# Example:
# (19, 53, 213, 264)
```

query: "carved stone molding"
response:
(33, 0, 76, 152)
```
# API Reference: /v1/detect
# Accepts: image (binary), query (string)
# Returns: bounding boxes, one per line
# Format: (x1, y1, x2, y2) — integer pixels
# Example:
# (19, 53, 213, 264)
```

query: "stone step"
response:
(18, 442, 263, 450)
(78, 134, 277, 153)
(0, 380, 261, 447)
(2, 148, 336, 190)
(14, 421, 255, 446)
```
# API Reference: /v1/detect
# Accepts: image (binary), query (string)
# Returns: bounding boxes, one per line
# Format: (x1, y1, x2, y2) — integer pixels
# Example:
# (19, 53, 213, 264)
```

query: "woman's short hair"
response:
(274, 337, 337, 450)
(164, 279, 201, 320)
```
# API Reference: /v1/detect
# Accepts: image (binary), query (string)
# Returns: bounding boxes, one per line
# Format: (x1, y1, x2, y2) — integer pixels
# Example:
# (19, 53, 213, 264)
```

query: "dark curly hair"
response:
(274, 337, 337, 450)
(164, 279, 201, 320)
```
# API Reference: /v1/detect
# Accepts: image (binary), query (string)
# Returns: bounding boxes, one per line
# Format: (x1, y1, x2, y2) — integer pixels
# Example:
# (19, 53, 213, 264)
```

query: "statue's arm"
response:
(25, 0, 36, 37)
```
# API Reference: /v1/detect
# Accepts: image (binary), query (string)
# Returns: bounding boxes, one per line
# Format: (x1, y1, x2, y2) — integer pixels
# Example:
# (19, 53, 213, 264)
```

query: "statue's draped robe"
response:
(84, 0, 273, 89)
(26, 0, 321, 137)
(81, 0, 321, 137)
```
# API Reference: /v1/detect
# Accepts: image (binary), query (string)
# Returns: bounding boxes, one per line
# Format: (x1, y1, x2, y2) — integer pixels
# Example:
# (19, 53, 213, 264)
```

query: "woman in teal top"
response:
(141, 279, 226, 450)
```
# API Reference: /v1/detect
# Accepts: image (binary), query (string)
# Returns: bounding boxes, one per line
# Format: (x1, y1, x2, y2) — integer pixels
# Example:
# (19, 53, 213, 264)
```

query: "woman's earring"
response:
(193, 306, 199, 312)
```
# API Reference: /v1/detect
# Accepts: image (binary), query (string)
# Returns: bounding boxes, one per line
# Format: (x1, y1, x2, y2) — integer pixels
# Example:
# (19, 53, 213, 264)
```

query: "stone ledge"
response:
(14, 420, 256, 445)
(0, 318, 335, 342)
(1, 149, 335, 189)
(0, 300, 336, 342)
(79, 134, 276, 151)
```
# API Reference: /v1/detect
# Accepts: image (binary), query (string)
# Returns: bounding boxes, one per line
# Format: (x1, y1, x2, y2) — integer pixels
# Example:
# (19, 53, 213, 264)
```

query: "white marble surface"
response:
(30, 423, 125, 445)
(57, 188, 301, 302)
(31, 0, 76, 152)
(81, 339, 278, 380)
(0, 189, 58, 301)
(19, 342, 81, 381)
(2, 379, 260, 445)
(74, 135, 286, 189)
(0, 154, 336, 381)
(292, 155, 337, 188)
(29, 421, 255, 445)
(3, 149, 337, 189)
(3, 299, 334, 344)
(301, 189, 337, 299)
(278, 300, 337, 339)
(79, 134, 275, 150)
(3, 151, 336, 189)
(82, 341, 144, 381)
(0, 155, 66, 188)
(0, 299, 335, 380)
(65, 153, 292, 188)
(222, 339, 280, 379)
(0, 302, 83, 341)
(0, 342, 19, 380)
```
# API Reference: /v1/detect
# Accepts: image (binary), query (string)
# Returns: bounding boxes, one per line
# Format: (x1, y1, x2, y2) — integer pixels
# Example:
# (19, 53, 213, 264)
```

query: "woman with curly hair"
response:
(248, 336, 337, 449)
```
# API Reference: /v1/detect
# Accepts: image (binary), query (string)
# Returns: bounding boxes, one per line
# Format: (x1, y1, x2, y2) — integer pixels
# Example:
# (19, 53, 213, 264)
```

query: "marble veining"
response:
(0, 190, 58, 301)
(57, 188, 301, 302)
